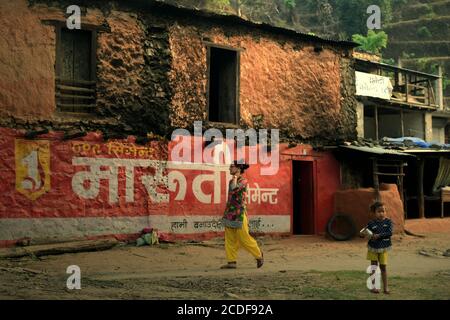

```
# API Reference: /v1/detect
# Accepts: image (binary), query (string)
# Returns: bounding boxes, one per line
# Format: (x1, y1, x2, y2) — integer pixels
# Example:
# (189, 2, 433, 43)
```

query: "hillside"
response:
(383, 0, 450, 107)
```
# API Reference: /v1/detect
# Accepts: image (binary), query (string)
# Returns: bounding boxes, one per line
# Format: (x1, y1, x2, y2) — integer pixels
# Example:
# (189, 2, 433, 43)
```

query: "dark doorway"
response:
(293, 161, 315, 235)
(207, 46, 239, 124)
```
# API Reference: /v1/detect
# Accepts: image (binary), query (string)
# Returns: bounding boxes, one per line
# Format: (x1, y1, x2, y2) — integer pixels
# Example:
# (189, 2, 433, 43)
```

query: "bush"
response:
(417, 26, 432, 39)
(352, 30, 388, 55)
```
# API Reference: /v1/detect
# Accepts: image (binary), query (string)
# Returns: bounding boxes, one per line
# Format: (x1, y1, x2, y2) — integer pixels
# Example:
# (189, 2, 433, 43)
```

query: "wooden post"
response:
(418, 158, 425, 219)
(399, 162, 405, 217)
(397, 58, 403, 86)
(436, 65, 444, 110)
(400, 109, 405, 137)
(375, 106, 379, 141)
(372, 158, 380, 201)
(405, 73, 409, 103)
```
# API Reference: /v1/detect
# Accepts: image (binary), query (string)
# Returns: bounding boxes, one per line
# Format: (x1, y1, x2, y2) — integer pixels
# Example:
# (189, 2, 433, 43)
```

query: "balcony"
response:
(355, 58, 441, 110)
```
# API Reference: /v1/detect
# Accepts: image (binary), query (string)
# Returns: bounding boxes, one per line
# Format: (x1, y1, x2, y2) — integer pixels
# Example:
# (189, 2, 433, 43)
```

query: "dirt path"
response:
(0, 233, 449, 299)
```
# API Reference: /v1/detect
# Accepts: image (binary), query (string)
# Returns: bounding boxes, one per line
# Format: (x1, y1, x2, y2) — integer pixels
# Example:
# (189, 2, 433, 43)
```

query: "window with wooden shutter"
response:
(55, 28, 96, 113)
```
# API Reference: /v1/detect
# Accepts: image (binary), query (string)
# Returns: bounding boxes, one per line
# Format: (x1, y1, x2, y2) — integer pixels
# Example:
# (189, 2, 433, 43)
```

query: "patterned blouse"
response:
(222, 176, 248, 229)
(366, 218, 393, 253)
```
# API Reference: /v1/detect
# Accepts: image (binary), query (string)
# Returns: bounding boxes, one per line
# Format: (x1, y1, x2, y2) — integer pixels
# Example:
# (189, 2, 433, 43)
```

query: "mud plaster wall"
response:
(334, 184, 405, 234)
(0, 0, 55, 118)
(0, 0, 356, 144)
(0, 0, 172, 139)
(168, 19, 357, 143)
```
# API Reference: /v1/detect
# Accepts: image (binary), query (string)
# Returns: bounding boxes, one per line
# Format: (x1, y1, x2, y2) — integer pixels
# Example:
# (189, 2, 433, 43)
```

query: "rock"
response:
(24, 127, 49, 139)
(0, 266, 44, 274)
(419, 250, 431, 257)
(224, 292, 240, 299)
(443, 249, 450, 257)
(63, 129, 86, 141)
(21, 267, 45, 275)
(419, 249, 445, 258)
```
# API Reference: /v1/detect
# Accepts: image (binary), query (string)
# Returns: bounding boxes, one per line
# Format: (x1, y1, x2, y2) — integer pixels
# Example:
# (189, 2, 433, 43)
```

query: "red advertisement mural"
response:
(0, 128, 292, 244)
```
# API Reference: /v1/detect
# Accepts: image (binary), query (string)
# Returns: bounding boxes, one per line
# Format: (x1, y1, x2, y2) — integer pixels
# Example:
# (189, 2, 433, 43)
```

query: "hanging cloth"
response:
(432, 157, 450, 194)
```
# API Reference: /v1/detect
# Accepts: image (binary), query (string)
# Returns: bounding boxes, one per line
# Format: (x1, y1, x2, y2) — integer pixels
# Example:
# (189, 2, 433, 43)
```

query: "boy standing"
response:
(360, 201, 393, 294)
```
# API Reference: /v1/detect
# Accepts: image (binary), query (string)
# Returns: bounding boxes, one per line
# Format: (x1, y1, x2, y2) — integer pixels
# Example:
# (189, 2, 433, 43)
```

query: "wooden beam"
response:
(203, 41, 245, 52)
(400, 109, 405, 137)
(0, 238, 118, 259)
(405, 73, 409, 103)
(399, 162, 405, 218)
(373, 172, 405, 176)
(375, 105, 379, 141)
(372, 158, 380, 201)
(41, 19, 110, 32)
(56, 85, 95, 93)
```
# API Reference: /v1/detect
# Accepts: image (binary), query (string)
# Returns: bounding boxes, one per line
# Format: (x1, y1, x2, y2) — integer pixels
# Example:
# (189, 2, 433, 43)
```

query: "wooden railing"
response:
(444, 97, 450, 110)
(355, 59, 440, 110)
(390, 74, 437, 108)
(56, 78, 96, 113)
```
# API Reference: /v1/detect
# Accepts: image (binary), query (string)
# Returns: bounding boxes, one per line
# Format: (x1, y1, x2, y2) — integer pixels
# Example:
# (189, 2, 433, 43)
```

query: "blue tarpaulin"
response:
(383, 137, 450, 149)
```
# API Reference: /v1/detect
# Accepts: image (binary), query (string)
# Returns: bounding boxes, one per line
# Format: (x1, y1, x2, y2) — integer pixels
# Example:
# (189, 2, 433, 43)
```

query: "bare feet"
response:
(384, 289, 390, 294)
(370, 288, 380, 294)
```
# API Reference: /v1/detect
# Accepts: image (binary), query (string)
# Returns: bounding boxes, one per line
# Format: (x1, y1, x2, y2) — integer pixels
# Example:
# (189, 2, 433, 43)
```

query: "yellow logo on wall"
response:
(15, 139, 51, 200)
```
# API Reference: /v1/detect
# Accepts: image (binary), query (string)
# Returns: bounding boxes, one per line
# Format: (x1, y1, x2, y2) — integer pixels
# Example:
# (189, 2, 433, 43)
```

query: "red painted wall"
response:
(315, 152, 341, 234)
(0, 128, 295, 245)
(281, 145, 341, 234)
(0, 128, 341, 246)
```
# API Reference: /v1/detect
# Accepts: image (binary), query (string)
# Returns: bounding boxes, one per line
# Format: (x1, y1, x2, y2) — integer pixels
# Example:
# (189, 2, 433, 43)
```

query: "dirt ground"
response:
(0, 231, 449, 300)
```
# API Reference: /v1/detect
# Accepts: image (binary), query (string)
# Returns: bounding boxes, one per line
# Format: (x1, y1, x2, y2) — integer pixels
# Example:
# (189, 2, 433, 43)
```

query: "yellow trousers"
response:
(225, 214, 262, 262)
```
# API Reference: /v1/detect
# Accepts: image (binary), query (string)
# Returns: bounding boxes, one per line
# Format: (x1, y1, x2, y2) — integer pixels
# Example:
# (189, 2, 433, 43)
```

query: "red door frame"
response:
(291, 159, 318, 235)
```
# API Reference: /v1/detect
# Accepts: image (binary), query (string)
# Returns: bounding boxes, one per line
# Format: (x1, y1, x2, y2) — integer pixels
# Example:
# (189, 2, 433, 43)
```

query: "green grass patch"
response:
(285, 270, 450, 300)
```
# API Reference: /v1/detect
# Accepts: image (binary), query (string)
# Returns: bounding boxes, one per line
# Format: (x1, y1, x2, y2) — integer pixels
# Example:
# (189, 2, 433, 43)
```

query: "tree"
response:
(316, 0, 335, 37)
(352, 30, 388, 55)
(330, 0, 393, 39)
(283, 0, 298, 25)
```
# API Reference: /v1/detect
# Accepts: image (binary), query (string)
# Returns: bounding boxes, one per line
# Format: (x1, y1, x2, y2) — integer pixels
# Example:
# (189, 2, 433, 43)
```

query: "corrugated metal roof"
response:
(340, 145, 416, 157)
(401, 149, 450, 154)
(355, 58, 441, 79)
(137, 0, 359, 48)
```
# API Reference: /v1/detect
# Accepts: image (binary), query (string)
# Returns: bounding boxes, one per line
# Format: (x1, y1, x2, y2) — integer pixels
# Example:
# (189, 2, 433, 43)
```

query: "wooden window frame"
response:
(48, 21, 100, 113)
(205, 42, 241, 125)
(55, 24, 97, 83)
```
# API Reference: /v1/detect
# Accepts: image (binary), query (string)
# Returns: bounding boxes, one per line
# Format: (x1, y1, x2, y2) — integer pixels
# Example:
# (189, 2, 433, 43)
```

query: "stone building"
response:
(0, 0, 359, 245)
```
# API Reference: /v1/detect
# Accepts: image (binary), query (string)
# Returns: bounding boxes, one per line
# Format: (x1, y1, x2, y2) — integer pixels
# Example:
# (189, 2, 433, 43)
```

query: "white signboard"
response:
(355, 71, 393, 100)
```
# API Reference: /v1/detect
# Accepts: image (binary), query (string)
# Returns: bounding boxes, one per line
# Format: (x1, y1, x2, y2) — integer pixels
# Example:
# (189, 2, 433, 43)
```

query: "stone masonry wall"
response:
(0, 0, 357, 145)
(0, 0, 172, 141)
(168, 16, 357, 144)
